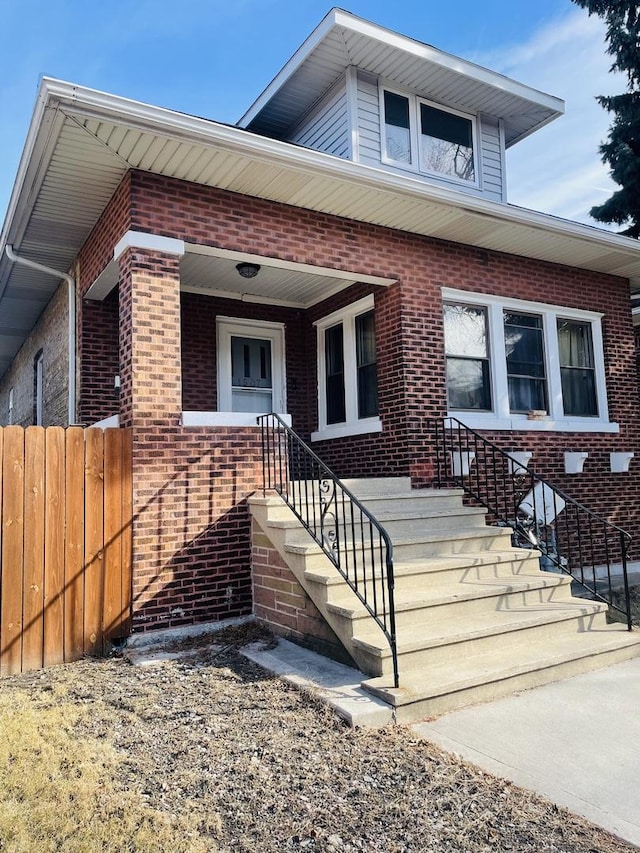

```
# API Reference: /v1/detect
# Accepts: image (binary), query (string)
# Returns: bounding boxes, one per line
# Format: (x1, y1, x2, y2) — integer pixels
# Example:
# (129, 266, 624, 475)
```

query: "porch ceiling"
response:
(2, 79, 640, 380)
(180, 245, 395, 308)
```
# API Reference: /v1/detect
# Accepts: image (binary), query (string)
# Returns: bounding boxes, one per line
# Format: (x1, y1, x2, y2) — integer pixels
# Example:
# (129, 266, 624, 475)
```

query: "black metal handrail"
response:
(430, 416, 633, 630)
(257, 414, 399, 687)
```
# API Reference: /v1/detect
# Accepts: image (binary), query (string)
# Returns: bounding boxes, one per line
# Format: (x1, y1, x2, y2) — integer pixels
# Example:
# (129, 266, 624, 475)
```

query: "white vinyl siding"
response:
(356, 71, 382, 167)
(479, 115, 504, 201)
(289, 78, 350, 158)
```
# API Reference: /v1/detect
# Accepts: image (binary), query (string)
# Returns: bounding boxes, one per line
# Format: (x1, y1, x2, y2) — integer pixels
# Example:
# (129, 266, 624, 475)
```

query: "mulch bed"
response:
(1, 622, 634, 852)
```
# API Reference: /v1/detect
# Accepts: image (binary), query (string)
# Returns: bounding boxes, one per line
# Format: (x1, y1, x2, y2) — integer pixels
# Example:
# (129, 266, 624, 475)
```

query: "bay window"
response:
(313, 296, 381, 441)
(442, 289, 614, 432)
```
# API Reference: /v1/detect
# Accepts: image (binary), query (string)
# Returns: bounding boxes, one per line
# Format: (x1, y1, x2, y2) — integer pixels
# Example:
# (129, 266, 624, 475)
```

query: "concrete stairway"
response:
(249, 477, 640, 722)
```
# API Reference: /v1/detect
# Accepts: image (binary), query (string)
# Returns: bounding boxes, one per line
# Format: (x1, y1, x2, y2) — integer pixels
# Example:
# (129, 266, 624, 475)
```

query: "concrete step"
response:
(328, 572, 580, 629)
(347, 598, 609, 673)
(362, 624, 640, 721)
(303, 549, 545, 598)
(282, 524, 515, 561)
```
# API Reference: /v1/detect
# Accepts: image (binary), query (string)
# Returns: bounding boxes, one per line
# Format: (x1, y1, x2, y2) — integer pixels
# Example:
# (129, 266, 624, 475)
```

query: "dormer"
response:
(238, 9, 564, 204)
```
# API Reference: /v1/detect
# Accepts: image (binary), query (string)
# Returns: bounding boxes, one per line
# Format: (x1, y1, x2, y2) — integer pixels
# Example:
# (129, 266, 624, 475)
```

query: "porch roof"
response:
(2, 78, 640, 379)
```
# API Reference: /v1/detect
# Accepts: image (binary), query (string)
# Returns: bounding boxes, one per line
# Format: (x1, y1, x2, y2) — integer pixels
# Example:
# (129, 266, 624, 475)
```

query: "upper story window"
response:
(442, 290, 613, 433)
(382, 88, 477, 185)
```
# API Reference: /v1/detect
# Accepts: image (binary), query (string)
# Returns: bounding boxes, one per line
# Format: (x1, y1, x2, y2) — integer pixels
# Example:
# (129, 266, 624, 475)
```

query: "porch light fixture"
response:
(236, 262, 260, 279)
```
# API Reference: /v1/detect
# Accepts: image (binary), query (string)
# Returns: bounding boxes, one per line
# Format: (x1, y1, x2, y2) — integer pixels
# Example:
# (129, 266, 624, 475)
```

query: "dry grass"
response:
(0, 624, 634, 852)
(0, 686, 211, 852)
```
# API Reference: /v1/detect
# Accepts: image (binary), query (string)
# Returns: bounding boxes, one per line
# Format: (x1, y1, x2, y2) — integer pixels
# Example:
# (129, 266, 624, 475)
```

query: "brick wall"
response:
(252, 518, 350, 663)
(71, 168, 640, 631)
(130, 426, 259, 630)
(0, 280, 69, 426)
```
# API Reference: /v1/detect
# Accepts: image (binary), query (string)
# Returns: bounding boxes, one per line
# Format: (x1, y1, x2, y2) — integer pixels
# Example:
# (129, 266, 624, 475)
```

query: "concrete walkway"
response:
(414, 658, 640, 849)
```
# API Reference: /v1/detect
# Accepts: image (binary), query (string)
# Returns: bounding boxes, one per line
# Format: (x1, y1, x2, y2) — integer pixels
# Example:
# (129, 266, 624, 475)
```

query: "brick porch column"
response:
(117, 235, 185, 628)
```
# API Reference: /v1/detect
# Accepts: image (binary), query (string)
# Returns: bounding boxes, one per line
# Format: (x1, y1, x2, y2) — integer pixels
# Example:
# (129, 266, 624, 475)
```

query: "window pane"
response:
(507, 377, 547, 413)
(420, 104, 474, 181)
(444, 303, 491, 410)
(557, 320, 594, 368)
(325, 324, 346, 424)
(447, 358, 491, 410)
(443, 303, 488, 357)
(560, 369, 597, 416)
(558, 320, 597, 416)
(504, 311, 547, 412)
(384, 91, 411, 163)
(356, 311, 378, 419)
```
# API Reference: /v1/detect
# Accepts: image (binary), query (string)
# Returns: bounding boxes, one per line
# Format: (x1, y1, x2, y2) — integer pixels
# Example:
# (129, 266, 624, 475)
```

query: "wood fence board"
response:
(103, 429, 123, 641)
(44, 428, 65, 667)
(84, 428, 104, 656)
(1, 426, 25, 676)
(120, 429, 133, 637)
(22, 427, 45, 672)
(64, 428, 85, 661)
(0, 426, 132, 675)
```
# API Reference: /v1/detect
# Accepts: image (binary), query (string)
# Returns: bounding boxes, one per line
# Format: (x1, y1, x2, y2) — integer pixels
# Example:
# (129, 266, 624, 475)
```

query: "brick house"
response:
(2, 10, 640, 706)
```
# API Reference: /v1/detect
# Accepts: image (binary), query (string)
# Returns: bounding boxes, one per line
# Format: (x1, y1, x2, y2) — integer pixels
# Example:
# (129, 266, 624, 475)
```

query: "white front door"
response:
(216, 317, 286, 415)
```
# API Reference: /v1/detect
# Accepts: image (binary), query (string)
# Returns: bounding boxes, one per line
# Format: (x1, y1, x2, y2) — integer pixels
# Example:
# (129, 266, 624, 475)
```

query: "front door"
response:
(216, 317, 286, 415)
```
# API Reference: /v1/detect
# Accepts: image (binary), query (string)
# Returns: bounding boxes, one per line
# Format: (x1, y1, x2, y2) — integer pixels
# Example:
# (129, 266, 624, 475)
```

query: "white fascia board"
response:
(0, 80, 67, 296)
(237, 8, 340, 128)
(333, 10, 564, 117)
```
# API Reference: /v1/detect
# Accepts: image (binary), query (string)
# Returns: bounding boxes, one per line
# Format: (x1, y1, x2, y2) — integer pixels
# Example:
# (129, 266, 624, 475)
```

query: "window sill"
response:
(181, 411, 292, 428)
(311, 418, 382, 442)
(446, 413, 619, 434)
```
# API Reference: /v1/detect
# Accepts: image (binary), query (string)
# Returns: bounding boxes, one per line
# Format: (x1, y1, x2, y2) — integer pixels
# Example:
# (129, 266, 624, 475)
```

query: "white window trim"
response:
(216, 317, 287, 417)
(8, 387, 13, 425)
(311, 295, 382, 442)
(379, 84, 480, 189)
(442, 288, 618, 434)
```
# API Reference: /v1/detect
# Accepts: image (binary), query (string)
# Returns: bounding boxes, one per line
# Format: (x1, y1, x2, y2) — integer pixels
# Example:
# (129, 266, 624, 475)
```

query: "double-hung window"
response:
(442, 289, 613, 432)
(382, 88, 477, 186)
(444, 303, 491, 410)
(313, 296, 381, 441)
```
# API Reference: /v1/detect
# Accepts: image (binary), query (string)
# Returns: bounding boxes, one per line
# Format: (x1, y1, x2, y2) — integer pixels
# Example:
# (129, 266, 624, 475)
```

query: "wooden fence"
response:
(0, 426, 132, 676)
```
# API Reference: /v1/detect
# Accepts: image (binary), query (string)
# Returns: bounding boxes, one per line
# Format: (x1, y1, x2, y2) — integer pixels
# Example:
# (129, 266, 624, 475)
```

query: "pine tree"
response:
(572, 1, 640, 236)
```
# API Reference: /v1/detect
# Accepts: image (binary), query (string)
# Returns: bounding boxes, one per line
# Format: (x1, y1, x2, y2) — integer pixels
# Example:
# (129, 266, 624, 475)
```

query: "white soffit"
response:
(237, 8, 564, 146)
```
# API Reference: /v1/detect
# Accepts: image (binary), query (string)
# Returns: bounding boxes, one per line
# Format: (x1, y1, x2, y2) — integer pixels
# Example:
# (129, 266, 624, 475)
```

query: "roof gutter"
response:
(4, 245, 76, 425)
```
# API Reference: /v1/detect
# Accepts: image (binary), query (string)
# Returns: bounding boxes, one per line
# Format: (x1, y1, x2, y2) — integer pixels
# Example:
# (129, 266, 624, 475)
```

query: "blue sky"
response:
(0, 0, 624, 227)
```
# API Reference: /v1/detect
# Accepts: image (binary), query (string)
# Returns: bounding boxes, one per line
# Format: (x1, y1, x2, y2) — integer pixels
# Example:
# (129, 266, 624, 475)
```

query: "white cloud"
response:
(474, 8, 626, 226)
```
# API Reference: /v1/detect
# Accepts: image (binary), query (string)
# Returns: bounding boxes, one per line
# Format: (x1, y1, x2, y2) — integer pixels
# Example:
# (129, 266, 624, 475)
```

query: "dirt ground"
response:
(0, 622, 634, 853)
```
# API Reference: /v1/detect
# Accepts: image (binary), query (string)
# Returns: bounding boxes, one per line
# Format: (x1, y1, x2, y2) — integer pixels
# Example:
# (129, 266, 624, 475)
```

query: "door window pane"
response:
(504, 312, 547, 412)
(557, 319, 598, 416)
(355, 311, 378, 419)
(420, 104, 474, 181)
(230, 336, 272, 413)
(444, 303, 491, 410)
(384, 91, 411, 164)
(325, 324, 346, 424)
